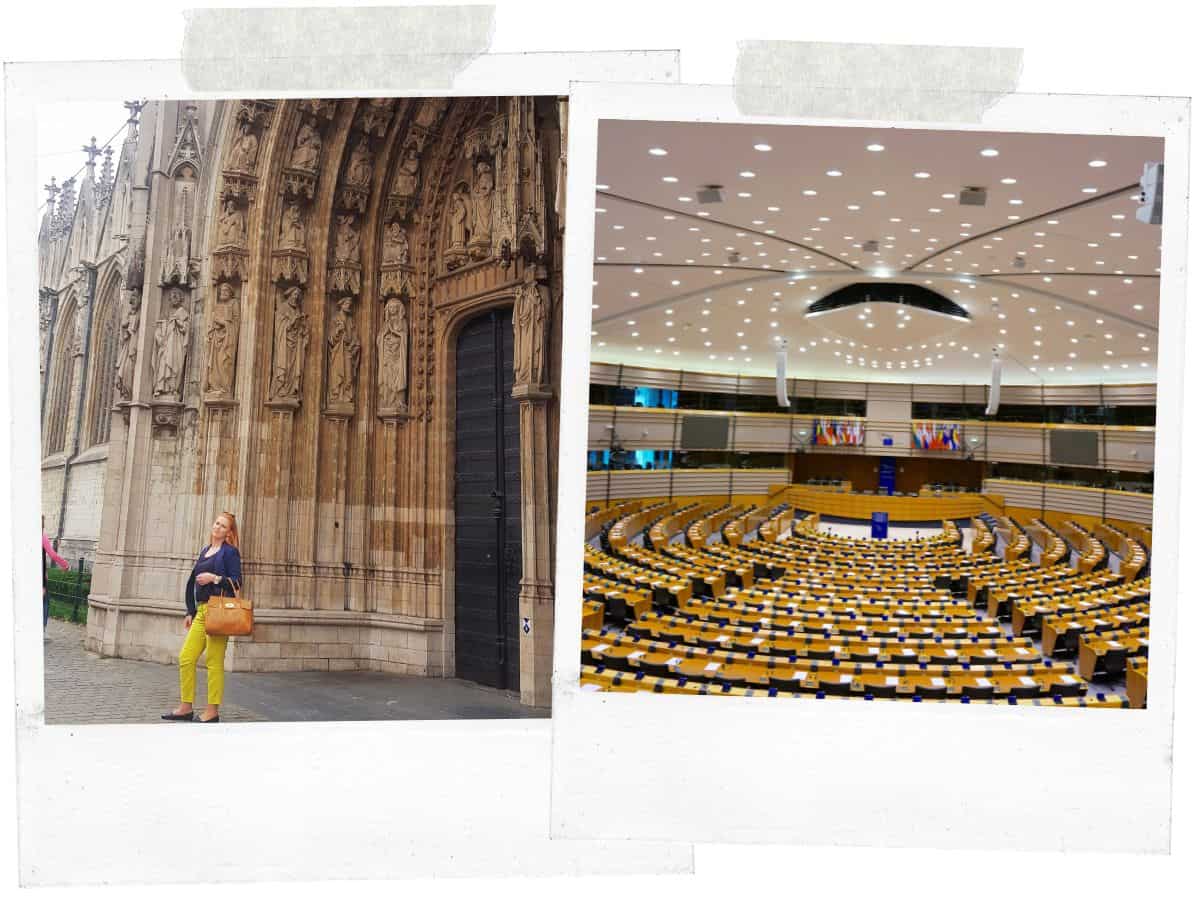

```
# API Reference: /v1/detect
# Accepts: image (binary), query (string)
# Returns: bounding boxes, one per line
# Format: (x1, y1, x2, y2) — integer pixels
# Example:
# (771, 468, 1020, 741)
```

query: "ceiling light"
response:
(980, 148, 999, 157)
(1081, 187, 1097, 193)
(1088, 159, 1107, 167)
(596, 183, 609, 190)
(737, 191, 752, 198)
(1008, 199, 1023, 205)
(914, 171, 931, 179)
(826, 169, 843, 177)
(661, 176, 678, 183)
(803, 189, 817, 196)
(677, 196, 692, 202)
(754, 143, 772, 151)
(872, 189, 887, 197)
(866, 143, 885, 152)
(739, 171, 756, 178)
(1001, 177, 1017, 185)
(648, 147, 667, 156)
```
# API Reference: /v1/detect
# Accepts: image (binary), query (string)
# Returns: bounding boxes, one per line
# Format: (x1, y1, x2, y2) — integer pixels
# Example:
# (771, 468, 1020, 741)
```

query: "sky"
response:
(35, 100, 136, 217)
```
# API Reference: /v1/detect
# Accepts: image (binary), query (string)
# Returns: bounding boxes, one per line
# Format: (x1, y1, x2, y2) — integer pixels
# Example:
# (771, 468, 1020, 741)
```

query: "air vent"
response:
(959, 186, 987, 206)
(862, 239, 880, 254)
(1013, 255, 1026, 269)
(696, 184, 724, 204)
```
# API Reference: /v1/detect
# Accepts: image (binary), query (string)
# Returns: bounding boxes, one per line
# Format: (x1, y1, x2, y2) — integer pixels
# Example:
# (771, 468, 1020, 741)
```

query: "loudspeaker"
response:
(775, 340, 790, 408)
(985, 354, 1002, 415)
(1136, 162, 1163, 225)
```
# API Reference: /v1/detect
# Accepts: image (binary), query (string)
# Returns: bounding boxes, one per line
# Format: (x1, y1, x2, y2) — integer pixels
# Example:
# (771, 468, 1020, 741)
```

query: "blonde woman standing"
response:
(162, 512, 243, 724)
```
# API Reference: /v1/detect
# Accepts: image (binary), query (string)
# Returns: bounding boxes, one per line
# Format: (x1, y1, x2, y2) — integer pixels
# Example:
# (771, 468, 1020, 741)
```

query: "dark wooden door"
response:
(454, 307, 521, 691)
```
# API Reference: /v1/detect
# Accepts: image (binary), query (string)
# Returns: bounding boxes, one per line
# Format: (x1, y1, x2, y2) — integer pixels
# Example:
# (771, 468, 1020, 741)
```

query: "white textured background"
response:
(3, 1, 1198, 898)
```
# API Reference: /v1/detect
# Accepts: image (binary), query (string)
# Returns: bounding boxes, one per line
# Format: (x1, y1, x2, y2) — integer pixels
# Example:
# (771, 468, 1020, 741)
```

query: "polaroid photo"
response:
(4, 47, 696, 885)
(552, 80, 1187, 853)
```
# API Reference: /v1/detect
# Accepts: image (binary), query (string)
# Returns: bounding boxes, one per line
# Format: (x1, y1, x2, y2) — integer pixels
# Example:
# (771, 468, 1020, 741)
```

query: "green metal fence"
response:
(46, 558, 91, 624)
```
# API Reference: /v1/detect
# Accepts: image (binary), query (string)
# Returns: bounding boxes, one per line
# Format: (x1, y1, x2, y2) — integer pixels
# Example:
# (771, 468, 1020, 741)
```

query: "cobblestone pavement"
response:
(43, 619, 548, 724)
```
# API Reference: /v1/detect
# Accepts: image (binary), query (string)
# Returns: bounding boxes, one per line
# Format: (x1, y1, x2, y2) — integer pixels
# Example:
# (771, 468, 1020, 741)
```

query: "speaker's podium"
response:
(871, 511, 889, 539)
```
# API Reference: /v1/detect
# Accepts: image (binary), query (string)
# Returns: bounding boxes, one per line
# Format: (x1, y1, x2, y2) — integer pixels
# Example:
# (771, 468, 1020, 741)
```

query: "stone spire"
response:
(54, 176, 76, 239)
(123, 99, 145, 144)
(98, 145, 115, 207)
(40, 176, 59, 241)
(82, 136, 101, 180)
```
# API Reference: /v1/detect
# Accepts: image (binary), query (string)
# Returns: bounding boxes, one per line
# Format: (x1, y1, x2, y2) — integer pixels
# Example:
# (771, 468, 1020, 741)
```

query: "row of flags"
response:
(811, 418, 865, 446)
(912, 421, 961, 451)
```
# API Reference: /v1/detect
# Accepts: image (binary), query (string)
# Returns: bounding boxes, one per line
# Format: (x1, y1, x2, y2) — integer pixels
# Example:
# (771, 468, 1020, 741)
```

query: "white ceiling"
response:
(589, 120, 1163, 385)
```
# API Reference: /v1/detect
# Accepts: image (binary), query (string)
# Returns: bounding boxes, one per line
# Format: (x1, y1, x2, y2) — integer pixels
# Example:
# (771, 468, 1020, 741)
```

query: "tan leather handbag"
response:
(204, 579, 253, 637)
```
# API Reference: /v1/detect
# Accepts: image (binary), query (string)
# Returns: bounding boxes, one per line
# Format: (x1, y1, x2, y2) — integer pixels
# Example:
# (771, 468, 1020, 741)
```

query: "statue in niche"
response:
(289, 118, 322, 172)
(270, 285, 310, 400)
(382, 220, 409, 266)
(279, 201, 306, 250)
(471, 159, 495, 245)
(114, 290, 141, 401)
(377, 297, 408, 411)
(334, 213, 360, 263)
(513, 277, 549, 386)
(326, 297, 361, 406)
(152, 288, 190, 399)
(448, 190, 469, 251)
(216, 198, 246, 249)
(414, 97, 447, 129)
(203, 282, 241, 397)
(162, 185, 192, 283)
(39, 297, 53, 369)
(228, 121, 259, 173)
(72, 298, 88, 355)
(392, 142, 420, 196)
(346, 136, 374, 188)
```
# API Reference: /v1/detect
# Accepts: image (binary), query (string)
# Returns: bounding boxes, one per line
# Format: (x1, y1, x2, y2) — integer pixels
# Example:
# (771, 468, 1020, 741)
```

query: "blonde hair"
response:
(216, 511, 240, 549)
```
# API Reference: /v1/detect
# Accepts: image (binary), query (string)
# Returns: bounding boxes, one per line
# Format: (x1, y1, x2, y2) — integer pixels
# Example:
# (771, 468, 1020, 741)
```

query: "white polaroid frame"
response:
(3, 56, 697, 885)
(551, 80, 1187, 853)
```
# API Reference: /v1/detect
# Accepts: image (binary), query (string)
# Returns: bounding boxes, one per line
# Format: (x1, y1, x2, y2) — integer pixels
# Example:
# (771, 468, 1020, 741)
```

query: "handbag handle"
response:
(228, 577, 242, 598)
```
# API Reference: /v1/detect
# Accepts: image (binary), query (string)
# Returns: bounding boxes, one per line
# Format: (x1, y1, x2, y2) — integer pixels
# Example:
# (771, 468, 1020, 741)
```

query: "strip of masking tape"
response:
(181, 5, 496, 92)
(734, 41, 1023, 122)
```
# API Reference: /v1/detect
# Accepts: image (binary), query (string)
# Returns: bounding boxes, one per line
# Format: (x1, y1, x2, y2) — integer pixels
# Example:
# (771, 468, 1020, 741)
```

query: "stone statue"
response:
(448, 191, 469, 250)
(152, 289, 190, 399)
(114, 291, 141, 401)
(382, 220, 409, 266)
(472, 159, 495, 245)
(162, 185, 192, 283)
(414, 97, 447, 129)
(289, 118, 322, 172)
(392, 142, 419, 196)
(334, 213, 360, 263)
(326, 297, 361, 407)
(203, 282, 241, 397)
(346, 136, 374, 188)
(270, 285, 309, 400)
(514, 277, 549, 386)
(72, 297, 88, 356)
(279, 201, 306, 250)
(377, 297, 408, 411)
(228, 121, 259, 173)
(39, 296, 53, 371)
(216, 199, 246, 249)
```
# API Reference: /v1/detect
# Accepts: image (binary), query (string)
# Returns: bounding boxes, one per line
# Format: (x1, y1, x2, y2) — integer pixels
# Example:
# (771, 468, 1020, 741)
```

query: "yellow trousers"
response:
(178, 602, 229, 706)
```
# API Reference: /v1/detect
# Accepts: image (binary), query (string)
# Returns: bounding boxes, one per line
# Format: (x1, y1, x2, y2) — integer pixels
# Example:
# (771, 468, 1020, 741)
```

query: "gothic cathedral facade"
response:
(38, 97, 565, 706)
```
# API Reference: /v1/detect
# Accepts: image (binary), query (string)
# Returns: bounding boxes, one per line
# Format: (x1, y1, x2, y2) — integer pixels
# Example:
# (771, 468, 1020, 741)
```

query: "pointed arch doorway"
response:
(453, 306, 522, 691)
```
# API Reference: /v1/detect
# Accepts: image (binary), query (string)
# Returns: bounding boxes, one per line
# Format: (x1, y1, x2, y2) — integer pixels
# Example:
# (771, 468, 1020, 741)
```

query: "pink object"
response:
(42, 533, 70, 571)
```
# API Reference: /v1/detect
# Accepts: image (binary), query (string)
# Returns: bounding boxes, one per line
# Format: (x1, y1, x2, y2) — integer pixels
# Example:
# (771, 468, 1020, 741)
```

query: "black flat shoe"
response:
(161, 711, 194, 721)
(197, 715, 220, 723)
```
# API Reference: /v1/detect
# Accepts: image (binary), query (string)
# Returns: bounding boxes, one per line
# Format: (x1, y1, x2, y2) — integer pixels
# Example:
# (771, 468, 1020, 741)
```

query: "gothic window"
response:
(43, 298, 76, 456)
(86, 285, 121, 446)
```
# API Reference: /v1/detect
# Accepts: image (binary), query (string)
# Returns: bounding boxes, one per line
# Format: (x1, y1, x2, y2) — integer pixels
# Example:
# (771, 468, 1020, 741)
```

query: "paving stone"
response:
(43, 619, 548, 723)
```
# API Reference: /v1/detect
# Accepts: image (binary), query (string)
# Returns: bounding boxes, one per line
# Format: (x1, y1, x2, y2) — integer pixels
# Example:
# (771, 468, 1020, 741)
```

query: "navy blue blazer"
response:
(184, 543, 243, 616)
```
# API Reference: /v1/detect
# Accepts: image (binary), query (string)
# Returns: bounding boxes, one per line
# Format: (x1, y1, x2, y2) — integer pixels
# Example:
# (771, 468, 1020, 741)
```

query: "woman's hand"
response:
(184, 615, 193, 630)
(196, 572, 219, 586)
